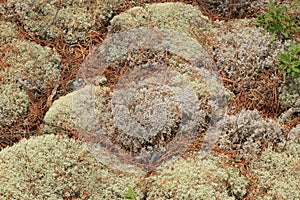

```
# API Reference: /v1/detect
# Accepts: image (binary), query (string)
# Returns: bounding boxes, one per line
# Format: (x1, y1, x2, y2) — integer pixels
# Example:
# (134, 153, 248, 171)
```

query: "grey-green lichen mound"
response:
(212, 18, 289, 80)
(288, 124, 300, 140)
(1, 40, 60, 92)
(278, 99, 300, 124)
(0, 83, 29, 128)
(2, 0, 122, 44)
(249, 137, 300, 199)
(211, 18, 291, 112)
(77, 48, 216, 171)
(218, 109, 284, 159)
(109, 2, 214, 42)
(43, 84, 110, 133)
(145, 153, 248, 199)
(279, 74, 300, 108)
(44, 84, 107, 132)
(43, 90, 75, 133)
(0, 20, 18, 43)
(100, 52, 209, 155)
(0, 134, 144, 199)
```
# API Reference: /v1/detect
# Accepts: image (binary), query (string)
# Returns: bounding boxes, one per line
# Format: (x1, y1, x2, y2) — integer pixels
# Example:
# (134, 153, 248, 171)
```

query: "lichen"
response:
(217, 109, 284, 159)
(249, 137, 300, 199)
(287, 124, 300, 142)
(1, 40, 61, 92)
(43, 3, 226, 171)
(279, 74, 300, 108)
(0, 20, 18, 43)
(43, 90, 75, 133)
(212, 18, 289, 79)
(109, 2, 215, 47)
(0, 134, 144, 199)
(145, 153, 248, 199)
(278, 99, 300, 124)
(197, 0, 268, 19)
(101, 51, 208, 156)
(0, 83, 29, 128)
(211, 18, 292, 112)
(3, 0, 122, 43)
(44, 50, 211, 171)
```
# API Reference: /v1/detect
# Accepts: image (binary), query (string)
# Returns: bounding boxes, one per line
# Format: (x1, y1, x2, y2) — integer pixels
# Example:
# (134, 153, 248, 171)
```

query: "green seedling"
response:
(123, 186, 135, 200)
(255, 0, 300, 41)
(276, 41, 300, 77)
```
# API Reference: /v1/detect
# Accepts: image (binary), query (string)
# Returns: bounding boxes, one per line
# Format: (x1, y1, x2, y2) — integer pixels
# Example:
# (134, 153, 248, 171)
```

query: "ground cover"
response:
(0, 0, 299, 199)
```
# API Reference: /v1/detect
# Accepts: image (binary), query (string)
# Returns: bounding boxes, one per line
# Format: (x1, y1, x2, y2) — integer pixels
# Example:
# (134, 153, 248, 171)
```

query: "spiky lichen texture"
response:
(218, 109, 284, 159)
(0, 20, 18, 43)
(43, 90, 75, 133)
(45, 49, 212, 171)
(1, 40, 61, 92)
(44, 84, 106, 133)
(288, 124, 300, 141)
(109, 2, 214, 45)
(197, 0, 268, 19)
(212, 18, 291, 110)
(0, 134, 144, 199)
(213, 18, 290, 78)
(278, 99, 300, 124)
(2, 0, 122, 43)
(279, 74, 300, 108)
(94, 50, 209, 157)
(0, 83, 29, 128)
(145, 153, 248, 199)
(249, 137, 300, 199)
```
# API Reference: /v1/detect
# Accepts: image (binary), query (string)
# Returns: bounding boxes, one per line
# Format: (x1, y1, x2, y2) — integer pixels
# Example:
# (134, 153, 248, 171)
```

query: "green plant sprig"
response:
(275, 41, 300, 77)
(255, 0, 300, 41)
(123, 186, 135, 200)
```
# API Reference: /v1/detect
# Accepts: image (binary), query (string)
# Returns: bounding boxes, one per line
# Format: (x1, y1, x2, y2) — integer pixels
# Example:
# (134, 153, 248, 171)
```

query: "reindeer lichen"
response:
(0, 83, 29, 128)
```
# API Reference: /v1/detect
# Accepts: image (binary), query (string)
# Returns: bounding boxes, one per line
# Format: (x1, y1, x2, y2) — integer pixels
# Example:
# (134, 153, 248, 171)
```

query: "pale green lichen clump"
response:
(109, 2, 214, 42)
(2, 0, 123, 44)
(0, 20, 18, 43)
(279, 74, 300, 108)
(0, 83, 29, 128)
(288, 124, 300, 140)
(43, 90, 75, 133)
(1, 40, 61, 92)
(212, 18, 289, 80)
(145, 153, 248, 199)
(44, 84, 109, 133)
(0, 134, 144, 199)
(249, 136, 300, 199)
(218, 109, 284, 159)
(44, 49, 210, 160)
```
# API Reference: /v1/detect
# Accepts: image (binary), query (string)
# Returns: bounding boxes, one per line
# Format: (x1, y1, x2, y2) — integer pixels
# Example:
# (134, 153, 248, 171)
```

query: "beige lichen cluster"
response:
(1, 1, 299, 199)
(218, 109, 284, 159)
(145, 153, 248, 199)
(0, 134, 144, 199)
(1, 11, 61, 128)
(1, 132, 298, 199)
(0, 20, 18, 43)
(2, 0, 124, 43)
(2, 40, 61, 91)
(0, 39, 61, 128)
(279, 74, 300, 108)
(0, 83, 29, 128)
(109, 2, 215, 48)
(249, 136, 300, 199)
